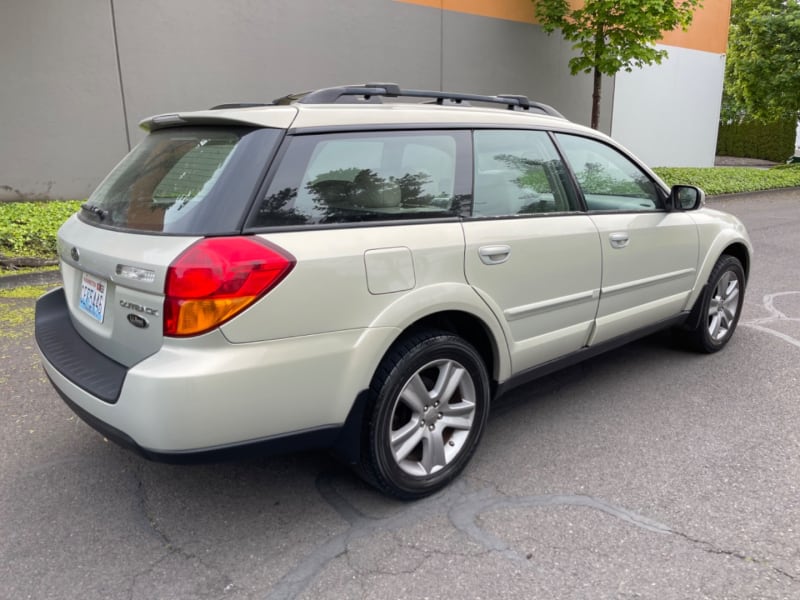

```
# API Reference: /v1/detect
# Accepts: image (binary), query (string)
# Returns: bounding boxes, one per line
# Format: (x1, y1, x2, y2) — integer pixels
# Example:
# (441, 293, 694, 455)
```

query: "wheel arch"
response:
(721, 241, 750, 281)
(332, 309, 502, 469)
(366, 283, 511, 382)
(401, 310, 499, 389)
(685, 227, 752, 312)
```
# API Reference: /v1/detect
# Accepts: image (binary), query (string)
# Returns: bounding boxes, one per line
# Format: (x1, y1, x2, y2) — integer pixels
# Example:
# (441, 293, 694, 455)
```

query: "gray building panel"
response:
(0, 0, 129, 200)
(0, 0, 604, 200)
(440, 10, 612, 132)
(113, 0, 444, 148)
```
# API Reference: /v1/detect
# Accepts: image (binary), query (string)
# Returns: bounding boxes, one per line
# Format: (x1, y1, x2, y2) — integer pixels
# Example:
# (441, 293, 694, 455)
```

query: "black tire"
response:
(680, 255, 746, 353)
(360, 330, 490, 500)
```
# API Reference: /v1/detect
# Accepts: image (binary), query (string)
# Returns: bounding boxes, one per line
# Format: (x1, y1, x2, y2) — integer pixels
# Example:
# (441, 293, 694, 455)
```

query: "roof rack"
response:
(292, 83, 565, 118)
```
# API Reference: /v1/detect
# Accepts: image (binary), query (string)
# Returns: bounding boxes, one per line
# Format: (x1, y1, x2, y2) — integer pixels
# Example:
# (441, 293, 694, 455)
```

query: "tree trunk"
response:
(591, 67, 602, 130)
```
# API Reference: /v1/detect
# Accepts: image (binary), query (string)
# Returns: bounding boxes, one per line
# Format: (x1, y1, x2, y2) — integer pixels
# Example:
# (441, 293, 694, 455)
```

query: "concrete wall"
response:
(611, 45, 727, 167)
(0, 0, 129, 200)
(0, 0, 607, 200)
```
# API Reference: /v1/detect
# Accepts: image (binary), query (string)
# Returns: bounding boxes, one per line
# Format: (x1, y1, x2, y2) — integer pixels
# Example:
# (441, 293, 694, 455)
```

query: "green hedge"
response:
(716, 117, 797, 162)
(0, 201, 82, 258)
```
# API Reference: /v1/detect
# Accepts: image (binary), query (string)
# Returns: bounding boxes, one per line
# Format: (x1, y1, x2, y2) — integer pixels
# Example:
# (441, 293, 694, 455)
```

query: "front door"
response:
(555, 133, 699, 345)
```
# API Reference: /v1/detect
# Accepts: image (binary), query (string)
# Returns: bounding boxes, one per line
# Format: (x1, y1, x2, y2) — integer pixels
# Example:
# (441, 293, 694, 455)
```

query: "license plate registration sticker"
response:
(79, 273, 107, 323)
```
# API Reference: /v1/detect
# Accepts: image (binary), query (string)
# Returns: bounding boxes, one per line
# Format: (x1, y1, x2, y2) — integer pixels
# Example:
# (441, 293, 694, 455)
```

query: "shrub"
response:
(654, 164, 800, 195)
(716, 117, 797, 162)
(0, 201, 82, 259)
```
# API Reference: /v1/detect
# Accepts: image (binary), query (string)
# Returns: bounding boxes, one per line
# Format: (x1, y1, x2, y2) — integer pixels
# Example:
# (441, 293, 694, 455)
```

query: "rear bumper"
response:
(35, 288, 391, 459)
(35, 288, 127, 403)
(45, 376, 351, 463)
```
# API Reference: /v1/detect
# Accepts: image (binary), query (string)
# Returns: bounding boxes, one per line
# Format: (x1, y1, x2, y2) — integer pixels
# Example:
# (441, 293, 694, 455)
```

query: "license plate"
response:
(79, 273, 108, 323)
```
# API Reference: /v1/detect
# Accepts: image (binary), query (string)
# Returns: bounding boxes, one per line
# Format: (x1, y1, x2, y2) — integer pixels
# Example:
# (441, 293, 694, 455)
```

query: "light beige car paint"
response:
(588, 211, 699, 344)
(462, 215, 602, 372)
(38, 97, 753, 459)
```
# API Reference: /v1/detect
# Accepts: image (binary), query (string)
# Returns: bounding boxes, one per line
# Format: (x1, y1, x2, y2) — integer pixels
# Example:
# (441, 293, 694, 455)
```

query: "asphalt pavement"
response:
(1, 190, 799, 599)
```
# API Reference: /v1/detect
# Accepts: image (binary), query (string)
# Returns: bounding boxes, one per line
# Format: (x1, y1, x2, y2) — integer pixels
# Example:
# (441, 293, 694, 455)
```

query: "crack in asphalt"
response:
(263, 473, 680, 600)
(668, 529, 799, 584)
(130, 462, 236, 599)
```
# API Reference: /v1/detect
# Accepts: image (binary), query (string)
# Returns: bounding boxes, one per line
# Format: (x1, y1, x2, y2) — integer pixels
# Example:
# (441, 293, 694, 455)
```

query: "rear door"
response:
(555, 133, 699, 345)
(462, 130, 601, 373)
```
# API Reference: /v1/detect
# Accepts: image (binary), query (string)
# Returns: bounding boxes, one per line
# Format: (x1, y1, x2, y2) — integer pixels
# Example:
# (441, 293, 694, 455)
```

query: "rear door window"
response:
(251, 131, 471, 227)
(472, 130, 579, 216)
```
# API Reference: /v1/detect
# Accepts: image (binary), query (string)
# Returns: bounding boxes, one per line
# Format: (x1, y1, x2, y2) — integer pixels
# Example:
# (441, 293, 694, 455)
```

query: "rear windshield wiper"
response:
(80, 203, 109, 221)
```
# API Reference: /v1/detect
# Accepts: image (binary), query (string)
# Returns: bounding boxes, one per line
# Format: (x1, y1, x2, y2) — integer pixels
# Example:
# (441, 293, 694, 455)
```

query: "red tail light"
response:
(164, 237, 295, 337)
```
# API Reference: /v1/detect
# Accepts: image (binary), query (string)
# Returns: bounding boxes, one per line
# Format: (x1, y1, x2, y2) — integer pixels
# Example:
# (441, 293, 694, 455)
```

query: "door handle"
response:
(609, 232, 630, 249)
(478, 245, 511, 265)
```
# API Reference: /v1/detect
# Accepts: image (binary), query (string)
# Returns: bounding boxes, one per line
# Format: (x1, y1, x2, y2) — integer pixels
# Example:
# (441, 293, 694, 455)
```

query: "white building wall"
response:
(610, 45, 726, 167)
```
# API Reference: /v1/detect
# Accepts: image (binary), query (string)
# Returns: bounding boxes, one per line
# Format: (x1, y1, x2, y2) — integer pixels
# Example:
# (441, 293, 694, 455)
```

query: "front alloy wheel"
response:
(682, 255, 746, 353)
(707, 268, 741, 343)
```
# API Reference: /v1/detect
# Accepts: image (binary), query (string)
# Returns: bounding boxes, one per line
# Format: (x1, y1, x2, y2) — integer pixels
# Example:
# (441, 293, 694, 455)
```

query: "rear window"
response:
(81, 126, 281, 234)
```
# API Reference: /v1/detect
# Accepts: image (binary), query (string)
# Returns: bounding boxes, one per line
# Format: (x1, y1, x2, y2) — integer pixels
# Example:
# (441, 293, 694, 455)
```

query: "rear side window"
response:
(81, 127, 281, 234)
(252, 131, 470, 227)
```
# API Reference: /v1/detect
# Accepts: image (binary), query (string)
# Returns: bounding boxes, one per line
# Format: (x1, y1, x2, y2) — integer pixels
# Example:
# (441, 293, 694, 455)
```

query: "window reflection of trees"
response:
(259, 187, 306, 225)
(495, 153, 551, 194)
(260, 167, 454, 225)
(492, 153, 572, 213)
(576, 161, 655, 199)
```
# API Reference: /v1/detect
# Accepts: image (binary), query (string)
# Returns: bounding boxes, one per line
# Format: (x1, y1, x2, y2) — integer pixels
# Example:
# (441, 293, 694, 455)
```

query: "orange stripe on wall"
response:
(659, 0, 730, 54)
(395, 0, 730, 54)
(396, 0, 538, 24)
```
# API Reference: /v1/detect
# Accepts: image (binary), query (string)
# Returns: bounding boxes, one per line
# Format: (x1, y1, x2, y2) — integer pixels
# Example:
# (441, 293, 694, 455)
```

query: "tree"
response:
(723, 0, 800, 122)
(533, 0, 703, 129)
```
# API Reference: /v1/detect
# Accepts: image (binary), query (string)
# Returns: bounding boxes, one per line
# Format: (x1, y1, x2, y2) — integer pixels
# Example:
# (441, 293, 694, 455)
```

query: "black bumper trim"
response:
(35, 288, 127, 403)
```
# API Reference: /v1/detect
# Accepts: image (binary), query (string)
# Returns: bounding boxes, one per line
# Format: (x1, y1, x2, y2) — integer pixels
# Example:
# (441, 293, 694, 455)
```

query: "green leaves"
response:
(533, 0, 703, 126)
(724, 0, 800, 122)
(654, 165, 800, 195)
(0, 201, 82, 260)
(533, 0, 701, 75)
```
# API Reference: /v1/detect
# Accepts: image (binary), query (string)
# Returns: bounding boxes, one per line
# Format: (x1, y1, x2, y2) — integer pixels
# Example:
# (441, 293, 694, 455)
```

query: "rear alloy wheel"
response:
(362, 331, 490, 500)
(682, 255, 746, 353)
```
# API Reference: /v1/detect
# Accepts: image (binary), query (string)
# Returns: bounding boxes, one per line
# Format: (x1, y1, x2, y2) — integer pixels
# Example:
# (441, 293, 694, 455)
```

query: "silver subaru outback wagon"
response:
(35, 83, 752, 499)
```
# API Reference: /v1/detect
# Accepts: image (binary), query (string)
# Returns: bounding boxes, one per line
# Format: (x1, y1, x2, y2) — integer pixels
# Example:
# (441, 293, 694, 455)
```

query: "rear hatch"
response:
(59, 125, 284, 367)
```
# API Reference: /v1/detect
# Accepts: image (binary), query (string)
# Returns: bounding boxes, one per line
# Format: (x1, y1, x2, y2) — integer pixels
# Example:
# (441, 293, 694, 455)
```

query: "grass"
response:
(653, 164, 800, 196)
(0, 284, 57, 299)
(0, 284, 55, 337)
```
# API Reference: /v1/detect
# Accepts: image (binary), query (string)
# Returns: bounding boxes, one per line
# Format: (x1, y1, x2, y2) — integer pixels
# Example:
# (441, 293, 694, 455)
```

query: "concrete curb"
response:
(707, 186, 800, 202)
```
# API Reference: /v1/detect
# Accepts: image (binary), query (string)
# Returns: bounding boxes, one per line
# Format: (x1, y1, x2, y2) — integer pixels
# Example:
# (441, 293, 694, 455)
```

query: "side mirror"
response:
(668, 185, 705, 211)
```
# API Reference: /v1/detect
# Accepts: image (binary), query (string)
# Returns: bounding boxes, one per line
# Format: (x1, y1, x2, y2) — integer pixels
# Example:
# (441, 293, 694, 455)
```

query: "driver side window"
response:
(556, 134, 662, 212)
